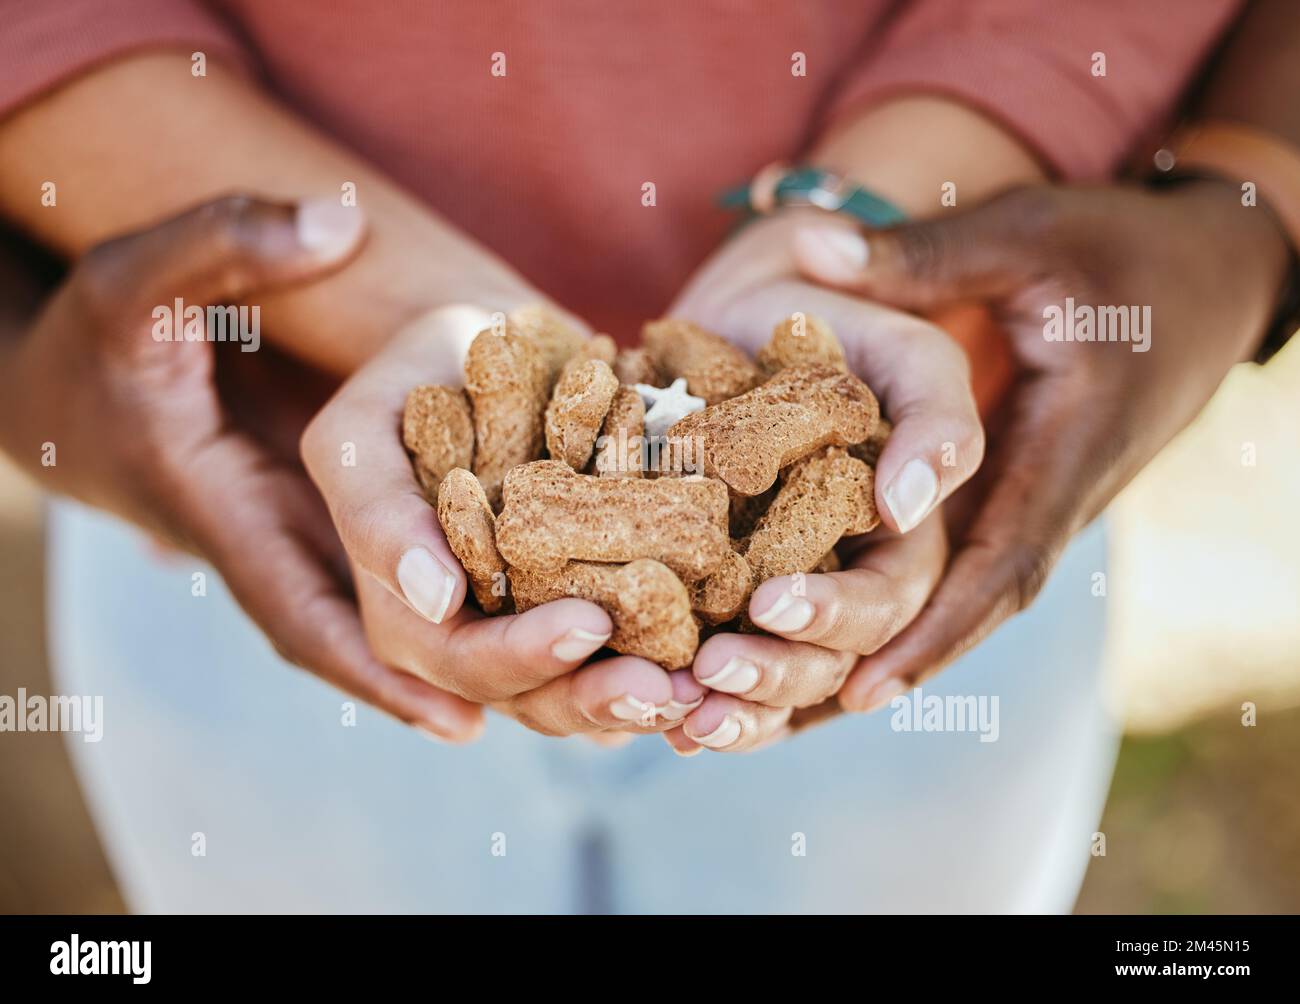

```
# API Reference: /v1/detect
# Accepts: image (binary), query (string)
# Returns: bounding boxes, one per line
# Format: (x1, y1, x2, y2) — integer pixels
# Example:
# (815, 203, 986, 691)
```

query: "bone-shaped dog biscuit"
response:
(507, 305, 588, 388)
(402, 385, 474, 502)
(464, 323, 549, 510)
(849, 416, 892, 468)
(437, 468, 509, 614)
(667, 364, 879, 497)
(642, 318, 762, 405)
(613, 347, 661, 387)
(545, 358, 618, 470)
(594, 386, 645, 478)
(510, 558, 698, 669)
(689, 548, 754, 625)
(756, 314, 847, 375)
(496, 460, 729, 581)
(743, 447, 876, 584)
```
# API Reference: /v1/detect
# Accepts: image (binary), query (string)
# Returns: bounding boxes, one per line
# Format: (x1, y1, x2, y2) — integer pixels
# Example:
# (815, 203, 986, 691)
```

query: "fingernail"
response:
(697, 657, 760, 695)
(396, 547, 456, 623)
(795, 225, 868, 280)
(688, 714, 741, 750)
(551, 627, 611, 662)
(673, 744, 703, 758)
(296, 198, 364, 255)
(751, 591, 814, 633)
(657, 697, 705, 722)
(609, 694, 654, 723)
(883, 458, 939, 532)
(861, 678, 908, 714)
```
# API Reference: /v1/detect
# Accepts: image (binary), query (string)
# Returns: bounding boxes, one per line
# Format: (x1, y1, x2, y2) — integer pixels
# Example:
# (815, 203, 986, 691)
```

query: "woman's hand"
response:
(791, 180, 1294, 709)
(300, 310, 707, 741)
(659, 211, 983, 753)
(0, 195, 491, 741)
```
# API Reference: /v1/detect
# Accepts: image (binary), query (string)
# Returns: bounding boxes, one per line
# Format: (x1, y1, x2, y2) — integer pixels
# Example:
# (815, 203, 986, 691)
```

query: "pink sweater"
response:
(0, 0, 1238, 334)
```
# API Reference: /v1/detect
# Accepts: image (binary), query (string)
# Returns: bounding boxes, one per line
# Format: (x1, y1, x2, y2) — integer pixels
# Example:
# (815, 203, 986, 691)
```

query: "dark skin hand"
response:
(789, 178, 1291, 712)
(0, 195, 486, 740)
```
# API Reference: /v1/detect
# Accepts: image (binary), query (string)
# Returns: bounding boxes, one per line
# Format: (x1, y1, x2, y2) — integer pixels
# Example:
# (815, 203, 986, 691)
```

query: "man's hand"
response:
(792, 181, 1293, 710)
(0, 195, 486, 742)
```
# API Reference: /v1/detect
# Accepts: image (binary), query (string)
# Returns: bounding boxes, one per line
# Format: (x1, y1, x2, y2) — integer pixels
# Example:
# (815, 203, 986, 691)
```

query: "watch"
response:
(719, 163, 907, 229)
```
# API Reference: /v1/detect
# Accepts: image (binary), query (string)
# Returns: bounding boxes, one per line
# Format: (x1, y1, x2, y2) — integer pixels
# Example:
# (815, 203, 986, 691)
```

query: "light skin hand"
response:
(300, 310, 707, 740)
(661, 211, 979, 753)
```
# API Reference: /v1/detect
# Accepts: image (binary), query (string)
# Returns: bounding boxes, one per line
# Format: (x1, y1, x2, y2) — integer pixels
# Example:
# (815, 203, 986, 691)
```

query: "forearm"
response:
(809, 96, 1047, 218)
(0, 52, 542, 375)
(1197, 0, 1300, 142)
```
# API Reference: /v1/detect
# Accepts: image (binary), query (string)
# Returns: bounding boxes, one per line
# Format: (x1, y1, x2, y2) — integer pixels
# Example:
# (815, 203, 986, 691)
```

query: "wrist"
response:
(1164, 177, 1294, 361)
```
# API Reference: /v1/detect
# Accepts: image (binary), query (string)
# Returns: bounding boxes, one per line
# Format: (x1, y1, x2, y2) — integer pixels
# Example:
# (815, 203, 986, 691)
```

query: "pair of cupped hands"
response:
(5, 178, 1286, 753)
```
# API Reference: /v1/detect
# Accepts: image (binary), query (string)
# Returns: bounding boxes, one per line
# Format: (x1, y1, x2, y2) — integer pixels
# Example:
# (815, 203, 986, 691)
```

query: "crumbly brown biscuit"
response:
(689, 548, 754, 625)
(496, 460, 729, 581)
(401, 385, 474, 502)
(728, 485, 777, 541)
(642, 318, 762, 405)
(613, 348, 661, 387)
(464, 323, 549, 510)
(667, 365, 879, 497)
(743, 447, 875, 583)
(507, 305, 588, 387)
(756, 314, 846, 375)
(510, 558, 698, 669)
(849, 416, 892, 468)
(545, 358, 619, 470)
(594, 386, 645, 478)
(576, 333, 618, 367)
(436, 468, 509, 613)
(840, 453, 880, 534)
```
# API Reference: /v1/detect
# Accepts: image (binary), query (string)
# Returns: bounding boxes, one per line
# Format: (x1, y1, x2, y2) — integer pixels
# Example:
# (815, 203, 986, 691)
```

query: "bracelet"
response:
(719, 163, 907, 229)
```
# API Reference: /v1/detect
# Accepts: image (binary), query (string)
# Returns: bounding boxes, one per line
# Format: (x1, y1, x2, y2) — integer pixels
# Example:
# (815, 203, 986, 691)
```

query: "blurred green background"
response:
(2, 340, 1298, 913)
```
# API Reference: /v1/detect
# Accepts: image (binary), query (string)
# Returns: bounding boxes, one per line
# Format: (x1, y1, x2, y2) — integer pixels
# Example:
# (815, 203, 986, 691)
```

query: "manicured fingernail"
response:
(609, 694, 654, 723)
(673, 744, 703, 758)
(657, 697, 705, 721)
(396, 547, 456, 623)
(861, 678, 908, 714)
(551, 627, 611, 662)
(751, 591, 814, 633)
(883, 458, 939, 532)
(688, 714, 741, 749)
(697, 657, 760, 695)
(795, 225, 868, 280)
(415, 724, 449, 744)
(296, 198, 364, 255)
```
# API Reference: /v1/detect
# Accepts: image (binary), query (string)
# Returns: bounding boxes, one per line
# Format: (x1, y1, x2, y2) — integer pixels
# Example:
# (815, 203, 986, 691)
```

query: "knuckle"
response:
(1007, 542, 1058, 612)
(336, 496, 390, 568)
(994, 185, 1069, 242)
(73, 239, 138, 327)
(506, 701, 568, 737)
(894, 223, 950, 280)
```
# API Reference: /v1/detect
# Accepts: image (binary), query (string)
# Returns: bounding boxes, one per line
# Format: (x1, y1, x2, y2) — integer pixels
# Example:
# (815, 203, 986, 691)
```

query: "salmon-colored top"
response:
(1, 0, 1238, 335)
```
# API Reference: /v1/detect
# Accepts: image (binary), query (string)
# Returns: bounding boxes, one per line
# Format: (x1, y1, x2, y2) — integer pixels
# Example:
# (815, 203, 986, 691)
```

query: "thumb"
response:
(790, 200, 1032, 312)
(78, 194, 365, 319)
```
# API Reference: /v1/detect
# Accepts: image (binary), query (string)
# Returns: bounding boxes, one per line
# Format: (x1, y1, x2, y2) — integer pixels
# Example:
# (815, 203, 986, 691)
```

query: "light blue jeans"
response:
(49, 501, 1117, 913)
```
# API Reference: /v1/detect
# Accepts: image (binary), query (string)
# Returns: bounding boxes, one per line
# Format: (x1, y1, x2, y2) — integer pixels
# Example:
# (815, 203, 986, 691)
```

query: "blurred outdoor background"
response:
(1, 338, 1298, 913)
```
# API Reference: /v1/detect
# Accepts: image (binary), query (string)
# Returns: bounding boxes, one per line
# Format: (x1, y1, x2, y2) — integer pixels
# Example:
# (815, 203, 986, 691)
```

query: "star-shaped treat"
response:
(634, 377, 706, 439)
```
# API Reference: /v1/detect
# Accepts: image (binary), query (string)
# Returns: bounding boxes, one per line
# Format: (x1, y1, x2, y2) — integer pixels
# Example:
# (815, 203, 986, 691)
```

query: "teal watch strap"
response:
(719, 165, 907, 228)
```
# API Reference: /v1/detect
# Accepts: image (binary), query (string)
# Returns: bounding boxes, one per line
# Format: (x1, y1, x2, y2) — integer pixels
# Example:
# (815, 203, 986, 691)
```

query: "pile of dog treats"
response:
(402, 306, 890, 669)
